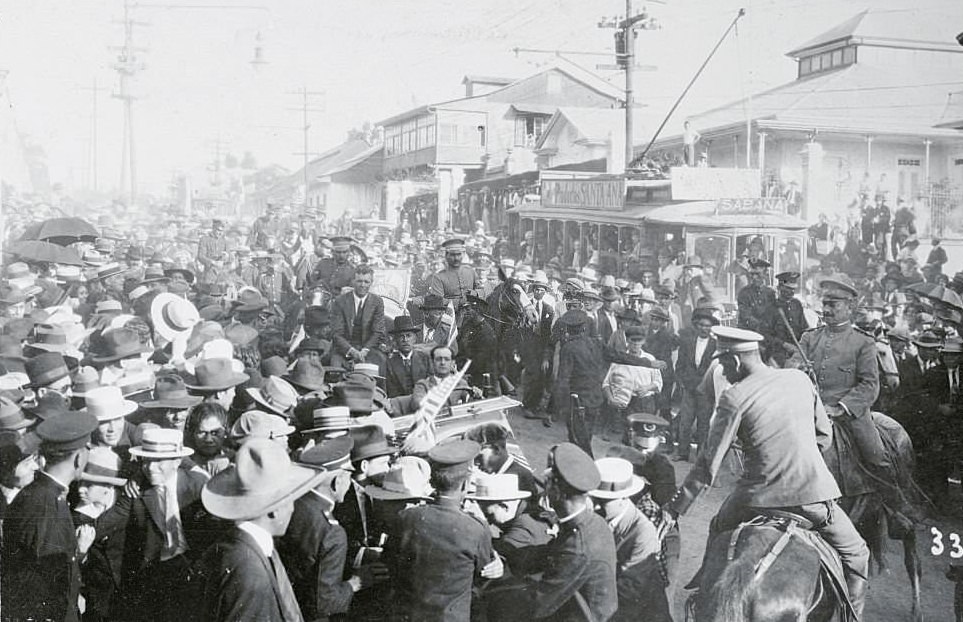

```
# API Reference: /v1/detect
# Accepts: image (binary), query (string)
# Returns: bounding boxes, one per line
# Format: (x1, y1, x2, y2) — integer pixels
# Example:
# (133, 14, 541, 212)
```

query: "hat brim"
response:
(89, 400, 138, 421)
(184, 372, 250, 392)
(140, 395, 203, 409)
(364, 484, 432, 501)
(89, 345, 151, 364)
(283, 375, 327, 392)
(467, 490, 532, 502)
(80, 472, 128, 486)
(128, 446, 194, 459)
(0, 416, 36, 431)
(352, 444, 396, 462)
(232, 301, 268, 312)
(202, 462, 326, 521)
(588, 475, 647, 500)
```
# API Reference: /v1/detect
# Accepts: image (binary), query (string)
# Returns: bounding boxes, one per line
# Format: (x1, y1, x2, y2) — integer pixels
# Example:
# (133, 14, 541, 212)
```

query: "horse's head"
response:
(492, 272, 538, 327)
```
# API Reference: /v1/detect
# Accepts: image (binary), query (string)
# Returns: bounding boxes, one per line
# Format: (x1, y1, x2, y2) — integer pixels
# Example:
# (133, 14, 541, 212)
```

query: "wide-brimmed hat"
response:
(365, 456, 433, 501)
(25, 352, 70, 388)
(600, 286, 620, 302)
(164, 267, 195, 285)
(184, 321, 225, 359)
(589, 457, 647, 499)
(90, 328, 150, 364)
(389, 315, 421, 334)
(229, 410, 295, 442)
(349, 424, 395, 462)
(185, 358, 249, 392)
(330, 374, 377, 413)
(247, 376, 298, 417)
(80, 446, 128, 486)
(232, 289, 268, 312)
(0, 284, 30, 305)
(419, 294, 447, 311)
(25, 324, 74, 355)
(202, 438, 327, 521)
(91, 263, 125, 281)
(225, 323, 258, 350)
(151, 293, 200, 342)
(284, 359, 327, 393)
(83, 386, 138, 422)
(141, 374, 203, 409)
(0, 396, 35, 432)
(129, 427, 194, 459)
(468, 473, 531, 502)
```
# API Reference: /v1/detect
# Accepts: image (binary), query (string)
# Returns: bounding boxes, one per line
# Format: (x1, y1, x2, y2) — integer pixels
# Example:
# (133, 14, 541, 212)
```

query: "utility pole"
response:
(111, 0, 148, 207)
(77, 79, 106, 191)
(286, 87, 325, 210)
(600, 4, 660, 170)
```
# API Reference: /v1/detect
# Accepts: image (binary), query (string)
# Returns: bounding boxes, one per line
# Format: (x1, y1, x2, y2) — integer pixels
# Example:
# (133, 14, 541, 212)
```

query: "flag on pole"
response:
(402, 359, 471, 454)
(444, 299, 458, 348)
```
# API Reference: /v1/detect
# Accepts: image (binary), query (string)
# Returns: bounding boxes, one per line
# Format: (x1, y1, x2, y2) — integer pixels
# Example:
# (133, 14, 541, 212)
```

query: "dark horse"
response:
(485, 268, 538, 386)
(691, 516, 851, 622)
(824, 411, 924, 622)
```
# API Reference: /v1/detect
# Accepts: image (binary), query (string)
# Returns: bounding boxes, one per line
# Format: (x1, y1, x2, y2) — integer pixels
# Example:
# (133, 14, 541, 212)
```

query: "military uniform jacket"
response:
(736, 283, 776, 335)
(310, 258, 356, 294)
(1, 472, 82, 622)
(767, 296, 806, 356)
(427, 265, 480, 305)
(668, 368, 840, 516)
(521, 508, 618, 622)
(792, 323, 880, 418)
(386, 496, 494, 622)
(276, 492, 354, 622)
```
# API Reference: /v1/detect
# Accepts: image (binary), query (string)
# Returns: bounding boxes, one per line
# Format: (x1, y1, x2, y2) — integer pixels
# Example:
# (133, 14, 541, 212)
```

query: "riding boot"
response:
(845, 572, 868, 620)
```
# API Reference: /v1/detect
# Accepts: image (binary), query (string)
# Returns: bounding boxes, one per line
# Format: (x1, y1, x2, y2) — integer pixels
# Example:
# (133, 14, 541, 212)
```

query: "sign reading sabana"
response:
(541, 178, 626, 211)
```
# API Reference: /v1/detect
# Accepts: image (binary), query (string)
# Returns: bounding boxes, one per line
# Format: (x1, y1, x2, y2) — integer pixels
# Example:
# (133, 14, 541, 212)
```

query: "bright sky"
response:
(0, 0, 960, 196)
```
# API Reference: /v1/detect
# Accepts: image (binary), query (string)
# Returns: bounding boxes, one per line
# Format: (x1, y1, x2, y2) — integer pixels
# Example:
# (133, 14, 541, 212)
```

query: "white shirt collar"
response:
(0, 484, 20, 505)
(40, 470, 70, 491)
(353, 293, 367, 306)
(237, 521, 275, 557)
(558, 504, 587, 524)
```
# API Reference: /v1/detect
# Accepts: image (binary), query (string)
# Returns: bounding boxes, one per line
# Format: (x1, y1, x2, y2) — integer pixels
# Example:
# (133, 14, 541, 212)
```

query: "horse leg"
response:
(901, 531, 923, 622)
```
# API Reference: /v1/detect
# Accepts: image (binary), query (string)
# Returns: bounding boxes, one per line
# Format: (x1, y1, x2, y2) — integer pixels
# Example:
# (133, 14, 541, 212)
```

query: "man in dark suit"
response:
(644, 307, 679, 421)
(673, 308, 717, 460)
(330, 264, 386, 369)
(456, 294, 498, 389)
(94, 428, 211, 622)
(385, 315, 431, 398)
(198, 438, 327, 622)
(522, 274, 556, 415)
(596, 286, 621, 345)
(2, 411, 98, 622)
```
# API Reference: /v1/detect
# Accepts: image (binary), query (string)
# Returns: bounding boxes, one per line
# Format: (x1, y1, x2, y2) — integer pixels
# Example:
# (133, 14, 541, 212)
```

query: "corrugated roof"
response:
(650, 62, 963, 145)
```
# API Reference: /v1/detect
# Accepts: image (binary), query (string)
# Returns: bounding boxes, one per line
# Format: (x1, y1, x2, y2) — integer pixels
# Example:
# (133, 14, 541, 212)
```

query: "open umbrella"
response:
(20, 217, 100, 246)
(5, 240, 83, 266)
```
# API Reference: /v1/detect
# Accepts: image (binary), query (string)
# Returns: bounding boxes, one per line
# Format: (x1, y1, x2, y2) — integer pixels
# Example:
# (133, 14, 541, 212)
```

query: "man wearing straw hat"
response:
(197, 438, 327, 621)
(589, 457, 670, 622)
(95, 427, 209, 621)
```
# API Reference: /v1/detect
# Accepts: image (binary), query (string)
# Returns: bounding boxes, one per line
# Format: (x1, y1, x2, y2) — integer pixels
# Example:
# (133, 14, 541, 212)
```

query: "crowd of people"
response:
(0, 199, 959, 621)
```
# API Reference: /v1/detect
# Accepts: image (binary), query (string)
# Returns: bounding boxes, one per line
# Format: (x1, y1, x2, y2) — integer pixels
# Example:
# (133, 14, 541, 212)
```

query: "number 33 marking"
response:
(931, 527, 963, 558)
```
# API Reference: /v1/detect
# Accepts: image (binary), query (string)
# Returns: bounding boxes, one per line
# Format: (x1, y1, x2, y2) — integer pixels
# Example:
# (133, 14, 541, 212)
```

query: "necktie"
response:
(404, 357, 411, 372)
(268, 554, 304, 622)
(160, 484, 185, 560)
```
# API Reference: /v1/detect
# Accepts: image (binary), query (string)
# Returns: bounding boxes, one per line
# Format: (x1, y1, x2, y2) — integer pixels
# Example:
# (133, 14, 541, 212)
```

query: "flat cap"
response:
(711, 326, 764, 355)
(427, 439, 479, 470)
(624, 325, 646, 340)
(36, 410, 98, 453)
(299, 436, 355, 471)
(548, 442, 600, 493)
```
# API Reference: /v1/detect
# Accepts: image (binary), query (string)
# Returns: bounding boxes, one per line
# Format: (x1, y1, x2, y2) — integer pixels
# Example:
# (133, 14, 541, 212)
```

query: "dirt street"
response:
(508, 411, 957, 622)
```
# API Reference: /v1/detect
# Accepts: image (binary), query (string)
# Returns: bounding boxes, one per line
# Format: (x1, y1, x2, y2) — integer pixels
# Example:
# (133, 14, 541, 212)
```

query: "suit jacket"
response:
(668, 368, 839, 514)
(1, 472, 82, 622)
(521, 508, 618, 622)
(385, 349, 431, 397)
(276, 492, 354, 621)
(330, 291, 386, 355)
(675, 332, 716, 391)
(596, 308, 619, 346)
(386, 496, 493, 622)
(199, 527, 300, 622)
(790, 323, 879, 419)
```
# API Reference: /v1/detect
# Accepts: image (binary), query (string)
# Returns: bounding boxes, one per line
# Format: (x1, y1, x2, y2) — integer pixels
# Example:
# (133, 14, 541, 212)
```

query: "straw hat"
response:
(588, 457, 647, 499)
(202, 438, 326, 521)
(302, 406, 354, 434)
(151, 293, 200, 342)
(129, 427, 193, 459)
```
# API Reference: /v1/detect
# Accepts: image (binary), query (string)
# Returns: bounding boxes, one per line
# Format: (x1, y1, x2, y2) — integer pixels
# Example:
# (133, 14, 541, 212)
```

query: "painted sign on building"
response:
(715, 197, 788, 215)
(541, 178, 625, 211)
(671, 167, 761, 201)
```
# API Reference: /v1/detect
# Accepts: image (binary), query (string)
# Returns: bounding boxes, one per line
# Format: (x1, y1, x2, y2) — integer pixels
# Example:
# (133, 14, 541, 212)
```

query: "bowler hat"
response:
(202, 438, 326, 521)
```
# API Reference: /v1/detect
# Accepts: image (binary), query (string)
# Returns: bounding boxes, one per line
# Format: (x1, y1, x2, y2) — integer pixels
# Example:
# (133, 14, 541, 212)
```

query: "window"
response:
(811, 55, 822, 71)
(898, 158, 921, 167)
(439, 123, 459, 145)
(831, 50, 842, 67)
(514, 115, 547, 147)
(799, 57, 812, 76)
(843, 46, 855, 64)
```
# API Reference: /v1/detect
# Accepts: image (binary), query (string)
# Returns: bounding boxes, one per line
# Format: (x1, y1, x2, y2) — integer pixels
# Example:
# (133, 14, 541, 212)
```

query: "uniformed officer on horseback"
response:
(787, 275, 918, 531)
(309, 236, 356, 294)
(662, 326, 871, 618)
(427, 238, 480, 307)
(766, 270, 807, 367)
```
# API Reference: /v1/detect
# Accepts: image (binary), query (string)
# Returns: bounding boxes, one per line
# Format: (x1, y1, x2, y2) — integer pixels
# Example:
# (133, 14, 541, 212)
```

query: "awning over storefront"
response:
(459, 170, 539, 194)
